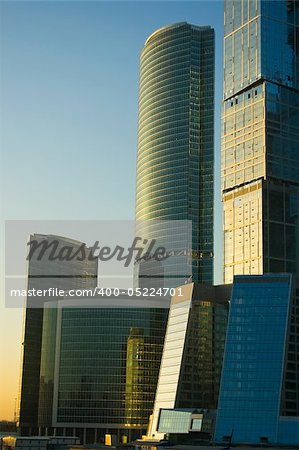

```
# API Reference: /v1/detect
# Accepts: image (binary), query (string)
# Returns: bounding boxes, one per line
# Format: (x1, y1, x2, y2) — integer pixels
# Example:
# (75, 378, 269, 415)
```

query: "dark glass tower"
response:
(135, 23, 215, 286)
(222, 0, 299, 283)
(19, 234, 98, 436)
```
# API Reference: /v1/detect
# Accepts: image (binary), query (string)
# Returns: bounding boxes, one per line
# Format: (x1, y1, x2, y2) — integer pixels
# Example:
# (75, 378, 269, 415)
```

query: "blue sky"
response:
(0, 1, 223, 419)
(1, 1, 223, 220)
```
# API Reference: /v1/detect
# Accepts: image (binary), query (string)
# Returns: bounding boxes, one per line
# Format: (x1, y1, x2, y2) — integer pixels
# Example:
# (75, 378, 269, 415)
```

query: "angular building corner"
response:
(214, 274, 299, 445)
(144, 283, 231, 443)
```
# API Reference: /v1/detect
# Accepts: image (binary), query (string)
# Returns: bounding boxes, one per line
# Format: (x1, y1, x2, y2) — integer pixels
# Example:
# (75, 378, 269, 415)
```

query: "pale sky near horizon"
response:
(0, 1, 224, 420)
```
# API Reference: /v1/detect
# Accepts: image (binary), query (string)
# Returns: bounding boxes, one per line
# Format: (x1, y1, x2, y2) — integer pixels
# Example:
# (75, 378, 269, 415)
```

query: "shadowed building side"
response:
(19, 234, 98, 436)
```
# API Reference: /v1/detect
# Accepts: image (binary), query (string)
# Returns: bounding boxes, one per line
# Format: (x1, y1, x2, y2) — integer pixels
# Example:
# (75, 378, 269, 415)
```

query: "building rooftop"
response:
(145, 22, 211, 46)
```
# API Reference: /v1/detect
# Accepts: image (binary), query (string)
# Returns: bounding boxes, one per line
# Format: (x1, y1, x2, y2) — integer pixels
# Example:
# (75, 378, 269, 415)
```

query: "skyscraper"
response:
(135, 23, 215, 286)
(19, 234, 98, 436)
(222, 0, 299, 283)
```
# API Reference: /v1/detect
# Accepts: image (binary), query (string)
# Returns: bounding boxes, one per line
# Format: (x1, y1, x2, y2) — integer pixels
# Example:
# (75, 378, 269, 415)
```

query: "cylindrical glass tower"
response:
(135, 23, 215, 285)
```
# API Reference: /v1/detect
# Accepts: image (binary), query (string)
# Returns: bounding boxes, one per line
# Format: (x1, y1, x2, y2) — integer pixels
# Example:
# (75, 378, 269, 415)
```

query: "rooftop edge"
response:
(144, 22, 211, 46)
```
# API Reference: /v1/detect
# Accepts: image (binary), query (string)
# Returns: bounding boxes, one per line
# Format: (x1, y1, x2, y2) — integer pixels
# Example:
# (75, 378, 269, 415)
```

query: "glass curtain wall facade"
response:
(38, 307, 58, 433)
(222, 0, 299, 283)
(19, 234, 98, 436)
(214, 274, 299, 445)
(51, 305, 167, 443)
(280, 278, 299, 418)
(148, 283, 230, 440)
(175, 286, 230, 412)
(136, 23, 215, 286)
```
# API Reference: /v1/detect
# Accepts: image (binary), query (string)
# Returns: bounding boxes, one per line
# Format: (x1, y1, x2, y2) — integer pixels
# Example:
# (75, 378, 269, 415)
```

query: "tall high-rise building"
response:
(19, 234, 98, 436)
(135, 23, 215, 286)
(222, 0, 299, 283)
